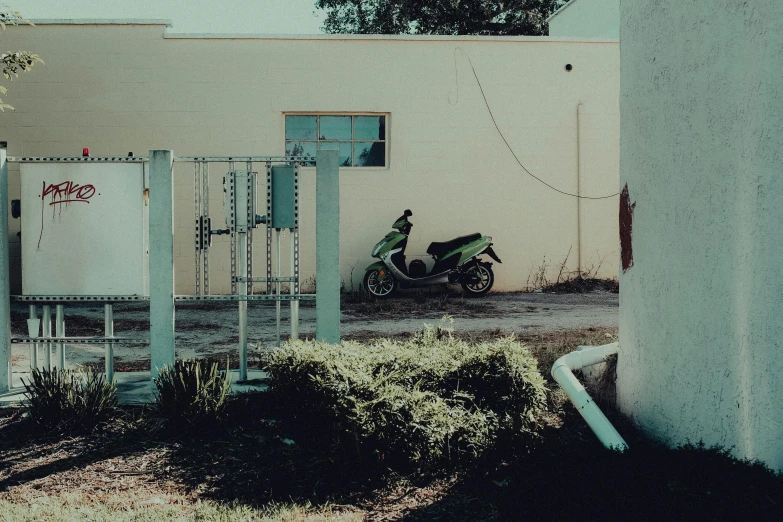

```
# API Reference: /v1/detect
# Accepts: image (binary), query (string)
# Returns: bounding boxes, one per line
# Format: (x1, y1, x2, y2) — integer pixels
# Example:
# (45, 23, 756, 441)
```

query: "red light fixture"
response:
(82, 148, 90, 157)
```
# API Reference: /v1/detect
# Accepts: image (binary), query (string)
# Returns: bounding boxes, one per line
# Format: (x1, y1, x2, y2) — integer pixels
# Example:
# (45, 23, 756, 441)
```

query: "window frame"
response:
(283, 112, 389, 169)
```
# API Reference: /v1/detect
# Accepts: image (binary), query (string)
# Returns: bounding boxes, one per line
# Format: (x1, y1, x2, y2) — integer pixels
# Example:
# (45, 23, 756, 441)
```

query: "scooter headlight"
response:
(372, 240, 387, 257)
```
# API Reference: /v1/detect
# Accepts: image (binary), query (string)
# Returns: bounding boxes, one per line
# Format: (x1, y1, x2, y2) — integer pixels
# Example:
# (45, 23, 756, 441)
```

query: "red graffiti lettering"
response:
(38, 180, 99, 249)
(41, 180, 96, 206)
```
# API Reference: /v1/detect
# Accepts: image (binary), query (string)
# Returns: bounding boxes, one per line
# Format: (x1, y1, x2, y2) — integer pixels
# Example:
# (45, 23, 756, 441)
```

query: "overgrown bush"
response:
(263, 319, 547, 470)
(22, 368, 117, 433)
(153, 359, 232, 431)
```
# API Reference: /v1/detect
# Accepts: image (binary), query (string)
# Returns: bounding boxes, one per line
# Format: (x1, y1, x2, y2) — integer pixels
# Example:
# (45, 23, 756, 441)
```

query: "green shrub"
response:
(22, 368, 117, 433)
(263, 319, 547, 470)
(153, 359, 232, 431)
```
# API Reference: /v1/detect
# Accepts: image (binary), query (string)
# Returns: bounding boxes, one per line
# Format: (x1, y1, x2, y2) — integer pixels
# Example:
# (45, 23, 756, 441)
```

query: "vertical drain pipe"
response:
(551, 342, 628, 450)
(576, 103, 584, 276)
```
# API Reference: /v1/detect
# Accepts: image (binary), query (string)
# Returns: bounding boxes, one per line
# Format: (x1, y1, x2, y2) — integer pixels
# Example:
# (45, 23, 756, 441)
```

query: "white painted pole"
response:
(55, 305, 65, 369)
(28, 305, 38, 371)
(149, 150, 176, 381)
(238, 231, 248, 381)
(276, 228, 281, 347)
(42, 305, 52, 370)
(104, 304, 114, 382)
(290, 229, 299, 341)
(0, 149, 11, 391)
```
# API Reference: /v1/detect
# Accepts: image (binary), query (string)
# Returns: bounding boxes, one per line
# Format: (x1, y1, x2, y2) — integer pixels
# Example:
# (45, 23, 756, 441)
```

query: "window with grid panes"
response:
(285, 114, 387, 167)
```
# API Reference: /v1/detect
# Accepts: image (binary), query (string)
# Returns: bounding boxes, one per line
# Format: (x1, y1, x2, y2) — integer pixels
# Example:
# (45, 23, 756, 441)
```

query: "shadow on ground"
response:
(2, 396, 782, 522)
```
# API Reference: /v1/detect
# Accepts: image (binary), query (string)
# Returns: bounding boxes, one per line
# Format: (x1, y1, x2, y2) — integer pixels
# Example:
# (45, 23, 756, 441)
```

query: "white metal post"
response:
(104, 304, 114, 382)
(238, 231, 248, 381)
(149, 150, 176, 380)
(28, 305, 37, 371)
(0, 149, 11, 390)
(290, 229, 299, 341)
(42, 305, 52, 370)
(55, 305, 65, 369)
(276, 228, 281, 347)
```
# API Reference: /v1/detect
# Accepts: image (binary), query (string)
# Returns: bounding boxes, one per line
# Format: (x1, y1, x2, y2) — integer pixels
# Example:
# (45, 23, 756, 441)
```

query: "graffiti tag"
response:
(41, 180, 96, 206)
(38, 180, 99, 248)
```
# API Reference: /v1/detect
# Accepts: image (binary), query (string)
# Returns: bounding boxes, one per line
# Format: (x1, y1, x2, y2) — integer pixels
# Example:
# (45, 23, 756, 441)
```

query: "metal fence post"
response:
(315, 149, 340, 344)
(0, 149, 11, 391)
(149, 150, 175, 381)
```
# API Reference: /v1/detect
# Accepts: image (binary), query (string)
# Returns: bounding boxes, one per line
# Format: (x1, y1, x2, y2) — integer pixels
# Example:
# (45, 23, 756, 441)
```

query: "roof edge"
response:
(164, 32, 617, 43)
(546, 0, 580, 23)
(28, 18, 173, 27)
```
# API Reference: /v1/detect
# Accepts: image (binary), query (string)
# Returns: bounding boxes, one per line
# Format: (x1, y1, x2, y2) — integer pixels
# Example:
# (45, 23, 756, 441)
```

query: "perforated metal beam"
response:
(12, 295, 150, 302)
(175, 294, 315, 301)
(173, 156, 311, 163)
(11, 337, 149, 345)
(7, 157, 147, 163)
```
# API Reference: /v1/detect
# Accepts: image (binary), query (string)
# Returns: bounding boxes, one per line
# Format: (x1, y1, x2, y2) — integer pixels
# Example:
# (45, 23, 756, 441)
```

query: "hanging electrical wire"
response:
(451, 47, 620, 200)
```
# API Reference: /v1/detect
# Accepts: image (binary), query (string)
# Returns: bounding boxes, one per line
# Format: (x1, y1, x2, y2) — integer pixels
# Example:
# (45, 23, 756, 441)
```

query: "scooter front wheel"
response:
(461, 263, 494, 296)
(363, 269, 398, 298)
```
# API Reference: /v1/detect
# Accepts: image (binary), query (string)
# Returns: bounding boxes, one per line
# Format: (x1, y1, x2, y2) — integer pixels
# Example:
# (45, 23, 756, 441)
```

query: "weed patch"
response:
(153, 359, 232, 435)
(22, 368, 117, 434)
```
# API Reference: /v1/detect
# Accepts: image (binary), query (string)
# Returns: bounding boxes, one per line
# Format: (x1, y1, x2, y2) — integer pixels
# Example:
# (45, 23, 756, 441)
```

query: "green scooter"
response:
(363, 210, 502, 298)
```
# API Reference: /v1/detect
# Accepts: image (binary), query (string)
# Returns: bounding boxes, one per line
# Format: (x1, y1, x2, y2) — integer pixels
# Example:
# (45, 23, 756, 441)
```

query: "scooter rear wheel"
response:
(363, 269, 397, 298)
(461, 263, 494, 296)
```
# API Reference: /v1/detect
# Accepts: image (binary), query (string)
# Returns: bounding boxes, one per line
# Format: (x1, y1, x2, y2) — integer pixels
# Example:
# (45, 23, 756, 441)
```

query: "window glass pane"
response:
(354, 116, 385, 141)
(285, 116, 316, 140)
(319, 116, 351, 140)
(285, 141, 317, 166)
(319, 142, 352, 167)
(353, 142, 386, 167)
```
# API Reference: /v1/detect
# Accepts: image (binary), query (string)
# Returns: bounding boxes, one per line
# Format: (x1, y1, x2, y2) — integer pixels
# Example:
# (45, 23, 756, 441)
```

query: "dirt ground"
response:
(9, 291, 618, 372)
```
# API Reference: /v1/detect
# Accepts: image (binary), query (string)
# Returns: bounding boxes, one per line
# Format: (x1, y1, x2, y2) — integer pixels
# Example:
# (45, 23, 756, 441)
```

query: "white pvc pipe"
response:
(576, 102, 583, 275)
(551, 342, 628, 451)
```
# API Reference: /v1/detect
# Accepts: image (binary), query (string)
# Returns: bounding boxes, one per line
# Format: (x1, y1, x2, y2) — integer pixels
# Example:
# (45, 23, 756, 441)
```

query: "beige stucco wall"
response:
(1, 22, 620, 294)
(548, 0, 619, 38)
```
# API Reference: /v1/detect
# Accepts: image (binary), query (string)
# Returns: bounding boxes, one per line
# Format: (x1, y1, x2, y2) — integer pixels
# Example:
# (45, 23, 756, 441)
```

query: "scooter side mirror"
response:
(404, 209, 412, 217)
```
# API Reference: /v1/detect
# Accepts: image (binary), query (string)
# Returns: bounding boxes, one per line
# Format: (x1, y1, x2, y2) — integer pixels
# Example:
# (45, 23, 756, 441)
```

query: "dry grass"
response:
(0, 493, 362, 522)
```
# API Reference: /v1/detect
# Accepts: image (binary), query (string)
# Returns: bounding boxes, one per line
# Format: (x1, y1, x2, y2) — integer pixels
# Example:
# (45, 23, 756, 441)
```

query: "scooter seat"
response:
(427, 233, 482, 258)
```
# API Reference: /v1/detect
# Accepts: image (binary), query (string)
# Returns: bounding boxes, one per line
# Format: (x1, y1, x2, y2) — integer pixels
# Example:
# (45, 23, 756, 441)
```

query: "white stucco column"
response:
(315, 149, 340, 344)
(618, 0, 783, 470)
(149, 150, 175, 379)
